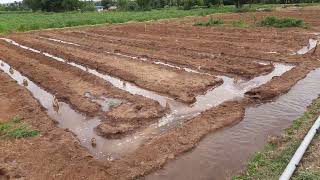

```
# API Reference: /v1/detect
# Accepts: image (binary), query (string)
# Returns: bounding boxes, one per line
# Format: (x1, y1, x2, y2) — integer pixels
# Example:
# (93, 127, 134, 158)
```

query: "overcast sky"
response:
(0, 0, 99, 3)
(0, 0, 22, 4)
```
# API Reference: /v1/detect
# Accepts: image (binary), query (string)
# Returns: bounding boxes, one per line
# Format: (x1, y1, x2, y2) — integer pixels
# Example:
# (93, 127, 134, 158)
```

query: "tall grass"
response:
(194, 18, 224, 26)
(260, 16, 307, 28)
(0, 7, 235, 34)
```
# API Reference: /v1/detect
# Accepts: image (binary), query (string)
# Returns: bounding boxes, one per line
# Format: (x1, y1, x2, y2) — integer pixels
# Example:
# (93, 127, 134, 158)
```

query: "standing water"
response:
(147, 68, 320, 180)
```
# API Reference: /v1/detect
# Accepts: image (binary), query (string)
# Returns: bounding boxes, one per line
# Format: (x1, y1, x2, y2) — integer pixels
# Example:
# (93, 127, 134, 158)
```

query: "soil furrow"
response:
(0, 41, 166, 124)
(8, 35, 222, 103)
(0, 72, 115, 180)
(24, 32, 275, 79)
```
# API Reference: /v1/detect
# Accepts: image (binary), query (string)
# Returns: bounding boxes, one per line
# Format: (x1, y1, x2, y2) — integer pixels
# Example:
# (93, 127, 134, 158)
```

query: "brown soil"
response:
(1, 7, 320, 180)
(245, 61, 320, 101)
(8, 34, 222, 103)
(32, 27, 276, 79)
(95, 123, 135, 139)
(0, 73, 113, 180)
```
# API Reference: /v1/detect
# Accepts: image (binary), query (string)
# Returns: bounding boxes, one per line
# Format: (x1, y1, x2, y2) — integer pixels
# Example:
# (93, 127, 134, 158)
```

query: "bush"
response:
(62, 0, 81, 11)
(182, 0, 196, 10)
(203, 0, 222, 7)
(101, 0, 116, 9)
(137, 0, 152, 10)
(80, 1, 95, 12)
(128, 1, 139, 11)
(117, 0, 129, 10)
(234, 6, 256, 12)
(260, 16, 306, 28)
(194, 18, 224, 26)
(232, 20, 249, 28)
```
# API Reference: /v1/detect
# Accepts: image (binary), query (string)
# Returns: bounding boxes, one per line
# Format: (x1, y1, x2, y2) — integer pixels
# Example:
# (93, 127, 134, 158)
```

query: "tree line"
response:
(0, 0, 319, 12)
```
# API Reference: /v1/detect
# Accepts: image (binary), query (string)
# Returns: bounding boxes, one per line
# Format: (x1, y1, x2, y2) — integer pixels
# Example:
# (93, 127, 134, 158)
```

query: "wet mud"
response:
(0, 7, 320, 180)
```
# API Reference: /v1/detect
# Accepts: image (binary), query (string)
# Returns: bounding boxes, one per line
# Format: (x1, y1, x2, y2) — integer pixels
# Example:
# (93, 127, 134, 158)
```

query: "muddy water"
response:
(156, 63, 293, 129)
(0, 60, 148, 160)
(0, 38, 175, 107)
(297, 38, 318, 55)
(148, 68, 320, 180)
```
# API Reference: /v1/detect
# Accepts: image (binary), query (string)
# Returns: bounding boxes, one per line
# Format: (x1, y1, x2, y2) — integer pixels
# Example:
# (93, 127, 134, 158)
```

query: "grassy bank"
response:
(0, 6, 236, 34)
(1, 3, 320, 34)
(234, 97, 320, 180)
(0, 3, 307, 34)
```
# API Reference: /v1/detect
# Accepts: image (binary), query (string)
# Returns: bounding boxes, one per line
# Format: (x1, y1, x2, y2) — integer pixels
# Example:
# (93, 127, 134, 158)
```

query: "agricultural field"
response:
(0, 3, 317, 34)
(0, 5, 320, 180)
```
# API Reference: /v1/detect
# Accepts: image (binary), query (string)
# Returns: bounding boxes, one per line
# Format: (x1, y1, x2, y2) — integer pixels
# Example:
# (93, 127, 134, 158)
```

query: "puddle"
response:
(297, 38, 318, 55)
(147, 68, 320, 180)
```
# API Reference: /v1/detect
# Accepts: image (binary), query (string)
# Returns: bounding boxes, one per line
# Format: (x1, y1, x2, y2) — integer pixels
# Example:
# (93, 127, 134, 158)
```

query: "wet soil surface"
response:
(0, 7, 320, 179)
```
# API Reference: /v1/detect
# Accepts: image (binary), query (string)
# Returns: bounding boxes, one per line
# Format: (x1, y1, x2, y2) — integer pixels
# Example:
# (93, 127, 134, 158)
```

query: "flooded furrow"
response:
(296, 38, 318, 55)
(0, 59, 151, 160)
(0, 37, 294, 126)
(144, 63, 293, 135)
(148, 68, 320, 180)
(0, 37, 174, 107)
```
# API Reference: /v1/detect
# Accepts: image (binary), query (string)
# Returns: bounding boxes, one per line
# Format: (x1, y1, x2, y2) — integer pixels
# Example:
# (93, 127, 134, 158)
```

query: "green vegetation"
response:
(0, 116, 39, 139)
(260, 16, 307, 28)
(0, 6, 235, 34)
(0, 3, 318, 34)
(232, 19, 250, 27)
(234, 97, 320, 180)
(23, 0, 90, 12)
(295, 170, 320, 180)
(234, 6, 257, 12)
(194, 17, 224, 26)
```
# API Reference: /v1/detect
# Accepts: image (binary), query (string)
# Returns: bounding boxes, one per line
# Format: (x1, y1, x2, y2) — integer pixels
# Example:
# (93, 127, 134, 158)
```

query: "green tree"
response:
(62, 0, 81, 11)
(40, 0, 63, 12)
(23, 0, 82, 12)
(127, 0, 139, 10)
(234, 0, 246, 8)
(117, 0, 128, 10)
(23, 0, 42, 11)
(101, 0, 115, 8)
(137, 0, 152, 10)
(79, 1, 96, 11)
(204, 0, 222, 7)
